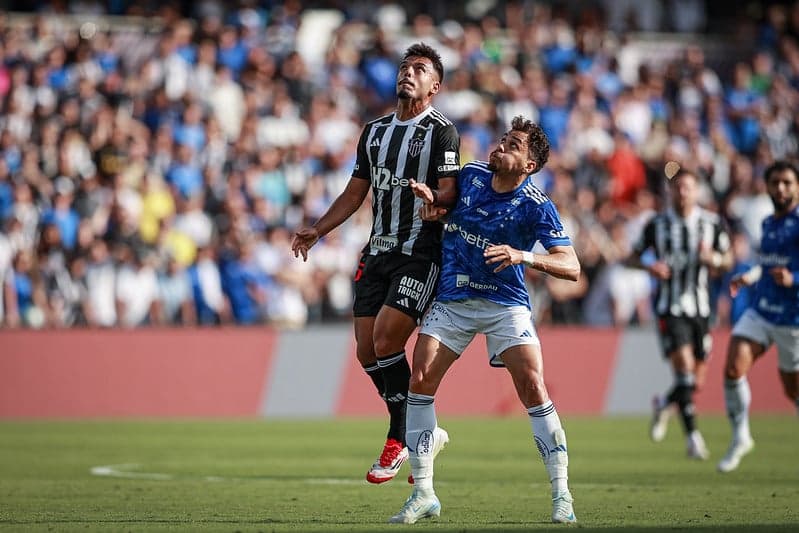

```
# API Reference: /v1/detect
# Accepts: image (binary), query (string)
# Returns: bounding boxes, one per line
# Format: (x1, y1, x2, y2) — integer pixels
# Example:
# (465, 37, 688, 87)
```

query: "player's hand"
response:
(729, 273, 748, 298)
(484, 244, 523, 273)
(698, 243, 717, 267)
(419, 203, 448, 221)
(769, 266, 794, 287)
(648, 261, 671, 280)
(409, 179, 435, 204)
(291, 227, 320, 261)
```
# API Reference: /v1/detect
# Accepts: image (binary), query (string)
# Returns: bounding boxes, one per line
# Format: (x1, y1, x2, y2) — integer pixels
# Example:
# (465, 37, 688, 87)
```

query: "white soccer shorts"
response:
(420, 299, 540, 367)
(732, 308, 799, 372)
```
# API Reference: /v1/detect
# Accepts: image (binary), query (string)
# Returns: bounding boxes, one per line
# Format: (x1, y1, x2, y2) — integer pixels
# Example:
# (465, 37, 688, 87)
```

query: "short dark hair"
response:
(402, 43, 444, 83)
(764, 160, 799, 182)
(511, 115, 549, 174)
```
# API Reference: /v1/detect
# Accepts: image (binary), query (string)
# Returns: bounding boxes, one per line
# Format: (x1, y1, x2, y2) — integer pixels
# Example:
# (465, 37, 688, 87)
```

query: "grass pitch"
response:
(0, 416, 796, 532)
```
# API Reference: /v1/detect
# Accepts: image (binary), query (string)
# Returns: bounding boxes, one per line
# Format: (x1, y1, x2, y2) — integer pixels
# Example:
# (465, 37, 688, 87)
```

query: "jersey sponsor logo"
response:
(446, 222, 495, 250)
(444, 151, 457, 165)
(437, 164, 460, 172)
(758, 253, 790, 267)
(549, 229, 567, 238)
(477, 208, 489, 216)
(370, 235, 398, 252)
(454, 273, 498, 292)
(370, 166, 412, 190)
(758, 297, 784, 314)
(408, 137, 425, 157)
(398, 275, 423, 301)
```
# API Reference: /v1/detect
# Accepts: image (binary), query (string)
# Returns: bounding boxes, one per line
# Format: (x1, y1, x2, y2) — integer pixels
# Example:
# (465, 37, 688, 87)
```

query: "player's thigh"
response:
(773, 324, 799, 374)
(658, 316, 693, 361)
(410, 333, 459, 395)
(726, 309, 771, 378)
(483, 303, 541, 368)
(383, 255, 440, 325)
(352, 254, 388, 319)
(418, 300, 478, 360)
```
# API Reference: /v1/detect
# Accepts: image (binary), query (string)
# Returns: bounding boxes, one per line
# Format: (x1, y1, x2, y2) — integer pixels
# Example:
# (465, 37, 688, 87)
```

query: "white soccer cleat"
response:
(686, 430, 710, 460)
(717, 438, 754, 473)
(649, 395, 670, 442)
(388, 490, 441, 524)
(551, 490, 577, 523)
(407, 426, 450, 484)
(367, 438, 409, 484)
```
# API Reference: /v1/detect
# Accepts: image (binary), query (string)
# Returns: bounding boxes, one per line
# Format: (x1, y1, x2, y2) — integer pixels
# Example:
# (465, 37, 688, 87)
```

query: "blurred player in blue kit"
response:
(718, 161, 799, 473)
(388, 116, 580, 525)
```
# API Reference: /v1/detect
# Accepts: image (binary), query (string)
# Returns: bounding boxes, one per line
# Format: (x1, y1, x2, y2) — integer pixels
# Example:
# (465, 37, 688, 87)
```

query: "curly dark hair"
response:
(402, 43, 444, 83)
(510, 115, 550, 174)
(764, 160, 799, 182)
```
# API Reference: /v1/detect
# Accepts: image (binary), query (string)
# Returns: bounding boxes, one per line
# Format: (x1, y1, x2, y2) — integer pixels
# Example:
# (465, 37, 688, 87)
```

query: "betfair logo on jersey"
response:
(446, 223, 495, 250)
(371, 166, 411, 190)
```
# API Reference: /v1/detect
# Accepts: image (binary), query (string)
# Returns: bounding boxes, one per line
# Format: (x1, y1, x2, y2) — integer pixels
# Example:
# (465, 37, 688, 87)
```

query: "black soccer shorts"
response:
(657, 315, 712, 361)
(352, 252, 440, 323)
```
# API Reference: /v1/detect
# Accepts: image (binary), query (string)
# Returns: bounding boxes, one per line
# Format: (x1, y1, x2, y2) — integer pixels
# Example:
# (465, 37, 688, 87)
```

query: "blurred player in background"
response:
(627, 168, 732, 459)
(388, 116, 580, 525)
(718, 160, 799, 473)
(291, 43, 459, 484)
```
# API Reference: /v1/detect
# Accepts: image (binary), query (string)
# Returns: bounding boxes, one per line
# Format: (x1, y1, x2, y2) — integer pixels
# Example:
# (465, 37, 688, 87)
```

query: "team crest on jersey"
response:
(408, 137, 425, 157)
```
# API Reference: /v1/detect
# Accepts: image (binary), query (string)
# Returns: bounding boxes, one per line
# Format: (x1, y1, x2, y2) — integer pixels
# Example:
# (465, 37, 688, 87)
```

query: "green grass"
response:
(0, 416, 796, 532)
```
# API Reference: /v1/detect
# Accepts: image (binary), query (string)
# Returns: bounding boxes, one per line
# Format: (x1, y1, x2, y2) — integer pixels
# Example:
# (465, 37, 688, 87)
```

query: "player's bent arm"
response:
(432, 176, 457, 208)
(522, 245, 580, 282)
(312, 177, 371, 238)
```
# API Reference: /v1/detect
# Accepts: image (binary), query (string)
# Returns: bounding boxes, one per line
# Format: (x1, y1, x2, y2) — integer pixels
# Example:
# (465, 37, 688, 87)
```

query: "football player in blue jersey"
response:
(388, 116, 580, 525)
(717, 160, 799, 473)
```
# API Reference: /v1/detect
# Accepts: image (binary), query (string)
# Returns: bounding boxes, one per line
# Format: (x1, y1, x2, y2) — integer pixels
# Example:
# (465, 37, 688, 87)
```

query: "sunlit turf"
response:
(0, 416, 796, 531)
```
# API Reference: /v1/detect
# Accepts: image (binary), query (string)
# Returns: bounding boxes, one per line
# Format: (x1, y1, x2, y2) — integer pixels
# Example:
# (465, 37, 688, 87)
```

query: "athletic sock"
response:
(377, 351, 411, 445)
(528, 401, 569, 496)
(362, 363, 385, 397)
(724, 376, 752, 442)
(406, 392, 436, 494)
(671, 372, 697, 434)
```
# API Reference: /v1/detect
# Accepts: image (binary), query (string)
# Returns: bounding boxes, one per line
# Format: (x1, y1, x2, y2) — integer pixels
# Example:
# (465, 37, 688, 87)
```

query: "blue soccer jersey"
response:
(436, 161, 572, 309)
(751, 206, 799, 325)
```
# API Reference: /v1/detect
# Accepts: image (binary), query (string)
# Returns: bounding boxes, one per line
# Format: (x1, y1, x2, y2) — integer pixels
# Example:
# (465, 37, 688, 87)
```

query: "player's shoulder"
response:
(425, 106, 455, 127)
(365, 113, 394, 128)
(518, 178, 551, 206)
(698, 207, 722, 225)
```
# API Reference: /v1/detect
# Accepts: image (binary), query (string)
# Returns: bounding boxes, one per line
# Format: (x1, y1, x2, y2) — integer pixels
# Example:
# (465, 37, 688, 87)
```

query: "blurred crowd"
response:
(0, 0, 797, 329)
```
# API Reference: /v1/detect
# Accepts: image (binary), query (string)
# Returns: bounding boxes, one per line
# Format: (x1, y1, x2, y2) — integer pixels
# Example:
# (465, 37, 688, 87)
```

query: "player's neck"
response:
(491, 172, 526, 193)
(396, 98, 431, 121)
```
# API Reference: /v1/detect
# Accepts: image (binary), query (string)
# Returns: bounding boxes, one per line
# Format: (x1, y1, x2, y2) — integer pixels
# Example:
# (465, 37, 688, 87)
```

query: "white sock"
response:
(406, 392, 437, 494)
(528, 401, 569, 496)
(724, 377, 752, 443)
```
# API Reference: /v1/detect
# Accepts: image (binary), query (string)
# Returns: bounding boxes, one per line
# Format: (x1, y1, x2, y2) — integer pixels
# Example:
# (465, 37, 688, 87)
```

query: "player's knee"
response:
(409, 372, 438, 396)
(522, 371, 547, 404)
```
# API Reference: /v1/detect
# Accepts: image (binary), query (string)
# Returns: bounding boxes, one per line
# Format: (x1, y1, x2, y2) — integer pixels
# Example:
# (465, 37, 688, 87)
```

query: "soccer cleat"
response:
(387, 490, 441, 524)
(686, 430, 710, 460)
(551, 490, 577, 523)
(649, 395, 670, 442)
(407, 426, 450, 484)
(717, 438, 754, 473)
(366, 438, 408, 484)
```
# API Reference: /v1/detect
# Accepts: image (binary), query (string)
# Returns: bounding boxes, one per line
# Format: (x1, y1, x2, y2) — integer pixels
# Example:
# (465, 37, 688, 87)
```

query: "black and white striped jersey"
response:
(633, 208, 730, 318)
(352, 106, 460, 260)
